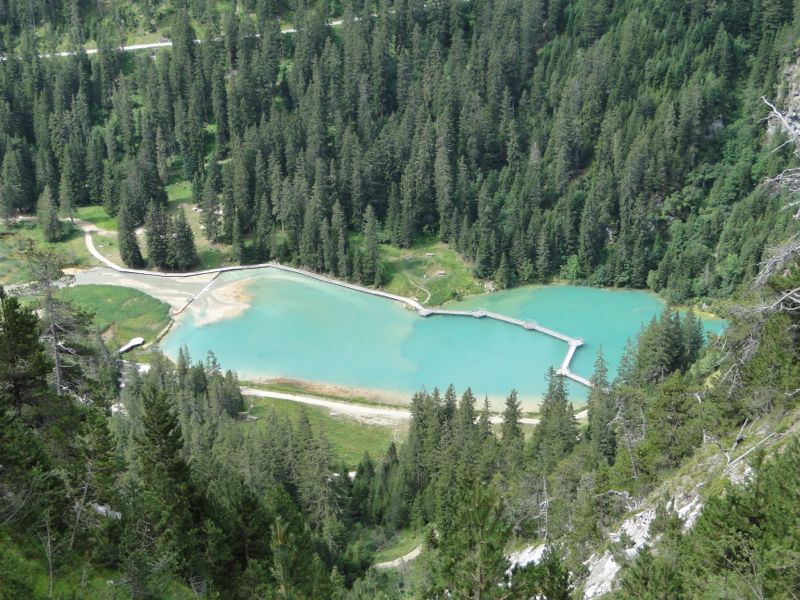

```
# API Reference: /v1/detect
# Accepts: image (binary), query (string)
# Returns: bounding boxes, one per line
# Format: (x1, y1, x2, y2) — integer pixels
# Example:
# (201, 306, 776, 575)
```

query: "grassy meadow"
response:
(58, 284, 171, 350)
(0, 220, 97, 285)
(381, 236, 484, 306)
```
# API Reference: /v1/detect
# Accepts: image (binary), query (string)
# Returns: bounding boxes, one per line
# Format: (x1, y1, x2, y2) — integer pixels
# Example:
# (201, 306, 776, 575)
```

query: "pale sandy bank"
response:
(187, 276, 255, 326)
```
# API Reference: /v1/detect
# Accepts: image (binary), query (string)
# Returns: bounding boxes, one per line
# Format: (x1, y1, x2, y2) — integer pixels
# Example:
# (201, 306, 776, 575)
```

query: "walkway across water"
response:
(416, 308, 590, 388)
(80, 223, 591, 389)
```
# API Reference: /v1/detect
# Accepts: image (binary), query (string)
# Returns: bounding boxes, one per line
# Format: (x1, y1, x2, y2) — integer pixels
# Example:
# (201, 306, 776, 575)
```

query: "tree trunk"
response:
(69, 465, 93, 551)
(48, 305, 63, 396)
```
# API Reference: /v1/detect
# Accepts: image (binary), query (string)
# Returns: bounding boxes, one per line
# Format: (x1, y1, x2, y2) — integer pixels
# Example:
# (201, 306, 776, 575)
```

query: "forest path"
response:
(75, 220, 427, 311)
(405, 274, 432, 305)
(372, 545, 423, 570)
(240, 387, 542, 427)
(1, 17, 350, 61)
(241, 387, 411, 427)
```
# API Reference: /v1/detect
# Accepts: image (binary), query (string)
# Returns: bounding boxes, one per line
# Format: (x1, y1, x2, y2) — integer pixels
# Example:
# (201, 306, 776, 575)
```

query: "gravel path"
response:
(241, 387, 543, 427)
(373, 545, 423, 570)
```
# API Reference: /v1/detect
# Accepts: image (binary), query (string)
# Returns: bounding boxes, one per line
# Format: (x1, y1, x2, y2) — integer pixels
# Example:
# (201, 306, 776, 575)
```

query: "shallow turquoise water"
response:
(161, 270, 725, 410)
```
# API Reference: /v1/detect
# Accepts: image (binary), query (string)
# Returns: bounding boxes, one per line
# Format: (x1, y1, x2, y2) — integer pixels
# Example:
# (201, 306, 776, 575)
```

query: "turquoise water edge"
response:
(161, 270, 725, 411)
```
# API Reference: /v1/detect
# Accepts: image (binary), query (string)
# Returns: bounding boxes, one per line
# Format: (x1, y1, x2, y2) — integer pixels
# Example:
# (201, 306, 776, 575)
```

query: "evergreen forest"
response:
(1, 0, 800, 598)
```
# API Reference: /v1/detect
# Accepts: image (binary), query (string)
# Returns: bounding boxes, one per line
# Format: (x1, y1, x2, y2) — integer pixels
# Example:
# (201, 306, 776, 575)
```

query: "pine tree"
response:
(529, 368, 577, 474)
(232, 149, 253, 231)
(320, 218, 334, 274)
(1, 149, 26, 223)
(300, 194, 322, 271)
(155, 127, 170, 184)
(351, 452, 375, 521)
(588, 349, 616, 465)
(495, 253, 513, 289)
(636, 311, 686, 383)
(428, 482, 511, 599)
(0, 288, 58, 531)
(511, 545, 574, 599)
(456, 388, 478, 443)
(361, 205, 381, 286)
(102, 163, 120, 217)
(682, 310, 705, 368)
(0, 287, 51, 417)
(477, 397, 499, 481)
(58, 167, 75, 225)
(145, 203, 169, 269)
(232, 216, 245, 264)
(201, 176, 219, 243)
(86, 131, 106, 204)
(22, 247, 76, 398)
(253, 195, 272, 262)
(59, 142, 83, 220)
(135, 384, 199, 572)
(332, 201, 348, 279)
(222, 168, 236, 244)
(117, 201, 145, 268)
(168, 211, 199, 272)
(536, 229, 551, 279)
(37, 185, 61, 242)
(501, 390, 524, 475)
(617, 547, 685, 599)
(637, 373, 698, 477)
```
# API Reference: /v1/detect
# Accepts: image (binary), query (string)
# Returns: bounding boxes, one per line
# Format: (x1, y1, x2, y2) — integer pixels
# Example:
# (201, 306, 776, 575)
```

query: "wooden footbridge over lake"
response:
(417, 308, 592, 388)
(79, 222, 593, 389)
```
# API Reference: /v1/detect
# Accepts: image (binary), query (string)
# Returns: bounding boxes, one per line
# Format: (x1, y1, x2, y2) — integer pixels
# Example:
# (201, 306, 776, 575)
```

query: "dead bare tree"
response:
(755, 97, 800, 312)
(761, 95, 800, 210)
(594, 489, 641, 512)
(706, 417, 754, 464)
(68, 464, 94, 551)
(38, 512, 55, 598)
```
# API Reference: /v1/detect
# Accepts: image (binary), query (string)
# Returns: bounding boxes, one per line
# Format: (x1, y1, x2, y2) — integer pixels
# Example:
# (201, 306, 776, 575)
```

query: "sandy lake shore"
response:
(73, 266, 259, 327)
(188, 276, 255, 326)
(243, 376, 412, 407)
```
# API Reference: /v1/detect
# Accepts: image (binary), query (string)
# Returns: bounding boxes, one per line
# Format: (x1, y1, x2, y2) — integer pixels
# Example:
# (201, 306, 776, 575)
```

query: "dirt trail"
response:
(241, 387, 542, 427)
(373, 545, 423, 569)
(242, 387, 411, 426)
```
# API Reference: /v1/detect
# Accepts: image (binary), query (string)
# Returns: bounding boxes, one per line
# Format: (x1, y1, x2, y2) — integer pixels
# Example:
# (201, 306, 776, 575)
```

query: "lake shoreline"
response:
(243, 376, 411, 408)
(71, 266, 722, 411)
(161, 271, 679, 410)
(190, 276, 254, 326)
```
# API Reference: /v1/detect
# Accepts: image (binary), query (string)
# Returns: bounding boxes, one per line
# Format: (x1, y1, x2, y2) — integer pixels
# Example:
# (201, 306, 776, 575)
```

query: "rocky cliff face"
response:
(768, 50, 800, 141)
(580, 406, 800, 598)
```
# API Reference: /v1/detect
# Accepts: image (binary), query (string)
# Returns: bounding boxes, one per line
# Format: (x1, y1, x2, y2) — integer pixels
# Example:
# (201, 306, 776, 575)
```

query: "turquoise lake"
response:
(161, 270, 726, 410)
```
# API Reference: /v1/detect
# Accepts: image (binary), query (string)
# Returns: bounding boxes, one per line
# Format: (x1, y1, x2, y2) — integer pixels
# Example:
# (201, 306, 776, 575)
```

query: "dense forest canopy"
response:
(0, 0, 797, 297)
(1, 268, 799, 597)
(1, 0, 800, 598)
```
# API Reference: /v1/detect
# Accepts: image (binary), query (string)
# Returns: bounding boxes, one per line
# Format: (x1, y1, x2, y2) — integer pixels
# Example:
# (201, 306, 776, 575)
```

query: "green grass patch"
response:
(0, 221, 97, 285)
(380, 236, 483, 306)
(58, 284, 170, 349)
(166, 179, 193, 206)
(248, 395, 395, 467)
(76, 205, 117, 230)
